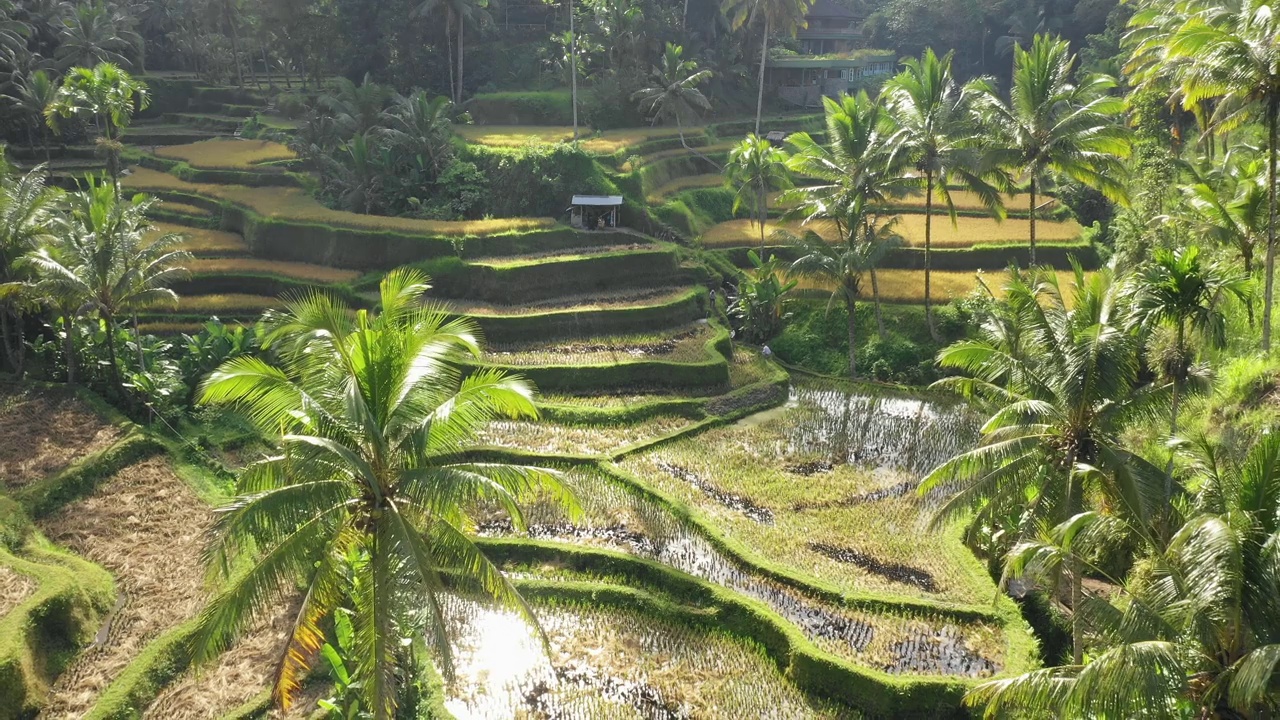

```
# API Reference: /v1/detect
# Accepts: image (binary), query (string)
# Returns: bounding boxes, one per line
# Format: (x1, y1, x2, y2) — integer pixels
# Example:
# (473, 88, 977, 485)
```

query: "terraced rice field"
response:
(889, 189, 1023, 213)
(187, 257, 362, 283)
(620, 381, 995, 607)
(475, 414, 696, 456)
(123, 167, 557, 236)
(0, 564, 35, 617)
(701, 216, 1081, 248)
(485, 324, 716, 366)
(447, 286, 696, 316)
(787, 268, 1095, 304)
(455, 125, 708, 155)
(155, 139, 296, 170)
(146, 223, 248, 254)
(0, 384, 121, 489)
(646, 173, 726, 203)
(175, 294, 280, 313)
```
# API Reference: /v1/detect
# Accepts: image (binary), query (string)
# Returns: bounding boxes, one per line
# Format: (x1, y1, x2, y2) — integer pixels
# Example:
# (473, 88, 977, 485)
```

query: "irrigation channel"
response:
(446, 382, 987, 717)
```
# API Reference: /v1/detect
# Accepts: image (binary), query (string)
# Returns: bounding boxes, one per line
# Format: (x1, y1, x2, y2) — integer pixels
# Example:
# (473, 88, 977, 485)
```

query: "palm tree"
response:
(971, 33, 1129, 265)
(0, 164, 61, 378)
(54, 0, 142, 70)
(318, 74, 392, 138)
(1137, 245, 1251, 493)
(721, 0, 813, 136)
(966, 434, 1280, 718)
(631, 43, 713, 157)
(5, 69, 59, 159)
(378, 91, 455, 178)
(27, 178, 189, 392)
(725, 133, 791, 248)
(920, 264, 1164, 665)
(44, 62, 150, 187)
(881, 48, 1005, 340)
(414, 0, 489, 104)
(1126, 0, 1280, 351)
(191, 268, 576, 719)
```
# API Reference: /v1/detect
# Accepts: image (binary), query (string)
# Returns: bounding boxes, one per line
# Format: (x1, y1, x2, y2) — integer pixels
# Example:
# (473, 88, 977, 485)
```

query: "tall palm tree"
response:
(318, 74, 392, 139)
(5, 69, 59, 158)
(1177, 158, 1267, 302)
(966, 434, 1280, 718)
(725, 133, 791, 248)
(44, 62, 150, 187)
(414, 0, 489, 104)
(881, 48, 1006, 339)
(721, 0, 813, 136)
(779, 92, 913, 376)
(971, 33, 1130, 265)
(0, 164, 61, 378)
(632, 43, 713, 156)
(1126, 0, 1280, 351)
(920, 264, 1164, 664)
(1137, 245, 1251, 493)
(27, 178, 189, 392)
(54, 0, 142, 70)
(191, 268, 576, 719)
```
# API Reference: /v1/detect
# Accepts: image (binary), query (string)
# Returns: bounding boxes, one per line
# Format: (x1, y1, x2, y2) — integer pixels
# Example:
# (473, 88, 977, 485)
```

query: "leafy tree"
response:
(44, 62, 150, 186)
(721, 0, 812, 136)
(968, 434, 1280, 718)
(1126, 0, 1280, 350)
(631, 43, 713, 155)
(377, 91, 454, 178)
(882, 47, 1004, 339)
(725, 133, 791, 248)
(971, 33, 1129, 265)
(921, 264, 1164, 664)
(729, 248, 796, 344)
(191, 269, 576, 719)
(26, 179, 189, 392)
(5, 69, 59, 158)
(0, 163, 61, 378)
(1137, 245, 1251, 492)
(55, 0, 142, 70)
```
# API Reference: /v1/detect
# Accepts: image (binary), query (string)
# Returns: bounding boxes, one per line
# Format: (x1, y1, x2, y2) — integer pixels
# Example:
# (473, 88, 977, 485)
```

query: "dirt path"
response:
(0, 385, 121, 489)
(37, 458, 211, 719)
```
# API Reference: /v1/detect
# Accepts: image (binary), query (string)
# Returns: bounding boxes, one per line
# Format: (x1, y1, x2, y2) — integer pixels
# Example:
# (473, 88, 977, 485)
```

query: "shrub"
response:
(463, 142, 618, 218)
(274, 92, 311, 119)
(464, 90, 574, 125)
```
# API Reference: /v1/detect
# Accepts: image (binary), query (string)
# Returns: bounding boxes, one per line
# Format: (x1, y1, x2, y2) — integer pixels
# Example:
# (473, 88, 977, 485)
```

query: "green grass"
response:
(446, 286, 697, 316)
(646, 173, 727, 204)
(174, 294, 279, 313)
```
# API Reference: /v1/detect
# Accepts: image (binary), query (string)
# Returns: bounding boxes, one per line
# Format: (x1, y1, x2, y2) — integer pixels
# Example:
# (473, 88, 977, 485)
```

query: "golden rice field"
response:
(175, 294, 280, 313)
(156, 138, 297, 170)
(455, 125, 707, 155)
(639, 141, 736, 165)
(158, 201, 212, 217)
(646, 173, 726, 203)
(123, 167, 557, 236)
(700, 215, 1080, 248)
(187, 257, 361, 283)
(145, 223, 248, 254)
(786, 268, 1096, 304)
(889, 189, 1023, 213)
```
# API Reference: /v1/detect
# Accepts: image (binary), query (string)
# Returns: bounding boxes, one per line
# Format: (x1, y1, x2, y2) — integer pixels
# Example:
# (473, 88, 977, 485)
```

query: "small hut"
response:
(569, 195, 623, 230)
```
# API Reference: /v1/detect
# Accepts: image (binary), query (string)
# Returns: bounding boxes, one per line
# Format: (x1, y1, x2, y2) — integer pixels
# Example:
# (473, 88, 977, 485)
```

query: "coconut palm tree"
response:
(632, 43, 713, 156)
(26, 178, 189, 392)
(970, 33, 1129, 265)
(1126, 0, 1280, 351)
(881, 48, 1006, 339)
(0, 164, 61, 378)
(1137, 245, 1251, 493)
(1177, 158, 1267, 301)
(54, 0, 142, 70)
(318, 74, 393, 138)
(966, 434, 1280, 718)
(5, 69, 59, 159)
(378, 91, 455, 178)
(721, 0, 813, 136)
(44, 62, 150, 187)
(725, 133, 791, 248)
(920, 264, 1165, 665)
(191, 268, 576, 719)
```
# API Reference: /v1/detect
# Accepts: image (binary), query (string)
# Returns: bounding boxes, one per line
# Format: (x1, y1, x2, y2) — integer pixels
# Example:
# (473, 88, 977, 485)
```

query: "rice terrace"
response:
(1, 0, 1279, 718)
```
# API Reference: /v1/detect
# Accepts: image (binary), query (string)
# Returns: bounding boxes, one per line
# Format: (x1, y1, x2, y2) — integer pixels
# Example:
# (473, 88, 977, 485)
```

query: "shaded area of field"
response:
(0, 385, 122, 489)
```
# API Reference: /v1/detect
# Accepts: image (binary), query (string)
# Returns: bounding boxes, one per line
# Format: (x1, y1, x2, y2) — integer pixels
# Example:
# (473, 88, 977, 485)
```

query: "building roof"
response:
(806, 0, 859, 20)
(571, 195, 624, 206)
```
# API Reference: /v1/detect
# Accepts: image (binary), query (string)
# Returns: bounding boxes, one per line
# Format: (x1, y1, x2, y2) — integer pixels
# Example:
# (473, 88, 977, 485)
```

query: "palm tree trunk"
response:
(261, 45, 274, 89)
(846, 292, 857, 379)
(1166, 319, 1184, 499)
(683, 0, 689, 31)
(925, 170, 937, 340)
(104, 313, 123, 393)
(1071, 555, 1084, 664)
(870, 269, 885, 340)
(457, 13, 465, 104)
(758, 178, 767, 250)
(570, 0, 578, 142)
(1029, 176, 1037, 266)
(445, 9, 456, 104)
(226, 0, 245, 87)
(754, 16, 769, 137)
(133, 313, 145, 372)
(1245, 251, 1255, 327)
(63, 313, 77, 385)
(1263, 97, 1278, 352)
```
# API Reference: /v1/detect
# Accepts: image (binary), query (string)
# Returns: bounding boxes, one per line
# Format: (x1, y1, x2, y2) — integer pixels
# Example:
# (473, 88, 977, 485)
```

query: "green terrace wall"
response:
(418, 249, 686, 304)
(725, 243, 1102, 272)
(463, 288, 707, 343)
(135, 154, 305, 188)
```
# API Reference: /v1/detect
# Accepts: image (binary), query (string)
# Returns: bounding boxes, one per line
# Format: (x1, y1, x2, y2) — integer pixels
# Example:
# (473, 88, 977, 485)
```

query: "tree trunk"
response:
(846, 293, 857, 379)
(261, 45, 274, 89)
(1071, 555, 1084, 665)
(133, 313, 145, 372)
(1245, 250, 1255, 327)
(570, 0, 578, 141)
(870, 269, 885, 340)
(758, 177, 767, 250)
(226, 0, 245, 87)
(457, 12, 465, 104)
(445, 8, 456, 105)
(1166, 319, 1184, 499)
(104, 312, 123, 393)
(755, 16, 769, 137)
(1029, 175, 1038, 266)
(63, 313, 77, 385)
(925, 170, 938, 340)
(1263, 98, 1277, 352)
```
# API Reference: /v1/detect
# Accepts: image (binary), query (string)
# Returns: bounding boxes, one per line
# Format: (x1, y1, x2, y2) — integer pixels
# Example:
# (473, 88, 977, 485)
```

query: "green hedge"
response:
(465, 287, 707, 343)
(462, 142, 619, 219)
(418, 249, 683, 304)
(83, 619, 201, 720)
(0, 539, 115, 720)
(463, 90, 574, 125)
